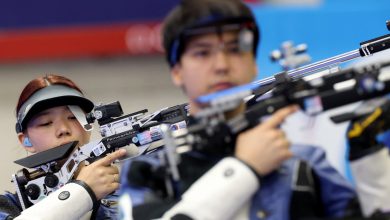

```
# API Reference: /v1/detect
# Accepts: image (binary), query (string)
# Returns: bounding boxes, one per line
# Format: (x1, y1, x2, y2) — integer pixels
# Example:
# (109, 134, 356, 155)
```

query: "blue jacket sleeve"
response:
(0, 192, 22, 219)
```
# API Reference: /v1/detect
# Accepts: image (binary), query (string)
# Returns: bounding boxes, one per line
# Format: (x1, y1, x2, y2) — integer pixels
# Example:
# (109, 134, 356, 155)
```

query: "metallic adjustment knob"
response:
(25, 184, 40, 200)
(44, 173, 59, 188)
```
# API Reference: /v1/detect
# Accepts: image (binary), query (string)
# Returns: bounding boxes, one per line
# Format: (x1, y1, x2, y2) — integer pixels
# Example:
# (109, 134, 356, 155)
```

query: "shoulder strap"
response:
(290, 160, 325, 220)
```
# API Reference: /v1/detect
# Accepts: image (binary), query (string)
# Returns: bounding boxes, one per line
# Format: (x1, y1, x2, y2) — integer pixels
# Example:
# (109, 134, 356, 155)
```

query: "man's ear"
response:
(171, 64, 184, 88)
(17, 133, 36, 153)
(253, 65, 259, 80)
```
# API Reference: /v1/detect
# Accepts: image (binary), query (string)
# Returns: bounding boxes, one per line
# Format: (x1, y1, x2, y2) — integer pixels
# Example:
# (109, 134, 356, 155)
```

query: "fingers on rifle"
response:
(268, 130, 285, 141)
(282, 150, 294, 160)
(275, 137, 290, 150)
(113, 173, 119, 182)
(98, 149, 127, 166)
(110, 182, 120, 190)
(262, 105, 298, 129)
(106, 165, 119, 175)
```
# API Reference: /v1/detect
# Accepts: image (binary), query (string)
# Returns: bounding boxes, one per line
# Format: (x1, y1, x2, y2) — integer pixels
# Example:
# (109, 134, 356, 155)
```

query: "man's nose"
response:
(213, 49, 230, 75)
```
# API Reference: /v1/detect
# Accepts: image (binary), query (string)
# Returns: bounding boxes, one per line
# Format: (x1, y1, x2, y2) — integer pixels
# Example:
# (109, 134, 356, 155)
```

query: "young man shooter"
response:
(120, 0, 362, 219)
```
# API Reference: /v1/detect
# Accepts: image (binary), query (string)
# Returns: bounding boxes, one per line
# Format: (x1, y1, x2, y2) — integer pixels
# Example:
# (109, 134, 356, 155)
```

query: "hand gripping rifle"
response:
(11, 102, 188, 210)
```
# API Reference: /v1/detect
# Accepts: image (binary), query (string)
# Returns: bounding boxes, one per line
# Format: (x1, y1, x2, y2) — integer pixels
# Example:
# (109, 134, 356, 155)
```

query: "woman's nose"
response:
(55, 122, 72, 138)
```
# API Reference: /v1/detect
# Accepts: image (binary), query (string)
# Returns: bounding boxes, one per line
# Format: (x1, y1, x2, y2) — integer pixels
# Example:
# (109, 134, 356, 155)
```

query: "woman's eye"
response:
(38, 121, 52, 127)
(68, 116, 77, 120)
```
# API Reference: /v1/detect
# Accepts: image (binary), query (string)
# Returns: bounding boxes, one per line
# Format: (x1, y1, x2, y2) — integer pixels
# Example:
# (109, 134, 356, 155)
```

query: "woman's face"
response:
(19, 106, 91, 153)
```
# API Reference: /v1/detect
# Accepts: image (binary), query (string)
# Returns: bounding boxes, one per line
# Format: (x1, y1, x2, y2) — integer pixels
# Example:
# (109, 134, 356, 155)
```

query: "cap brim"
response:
(16, 85, 94, 133)
(21, 95, 94, 130)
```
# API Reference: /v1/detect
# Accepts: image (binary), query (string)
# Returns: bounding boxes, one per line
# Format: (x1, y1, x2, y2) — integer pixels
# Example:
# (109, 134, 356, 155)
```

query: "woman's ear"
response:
(18, 133, 36, 153)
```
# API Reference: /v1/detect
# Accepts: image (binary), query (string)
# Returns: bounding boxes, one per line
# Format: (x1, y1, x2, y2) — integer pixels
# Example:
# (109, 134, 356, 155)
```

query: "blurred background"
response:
(0, 0, 389, 192)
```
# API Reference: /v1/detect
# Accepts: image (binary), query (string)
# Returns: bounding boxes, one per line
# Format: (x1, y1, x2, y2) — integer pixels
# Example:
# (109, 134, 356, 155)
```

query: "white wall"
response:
(0, 56, 186, 192)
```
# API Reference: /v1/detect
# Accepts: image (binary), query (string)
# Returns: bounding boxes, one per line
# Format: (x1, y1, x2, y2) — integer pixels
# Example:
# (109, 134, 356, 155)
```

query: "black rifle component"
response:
(14, 142, 77, 169)
(330, 97, 390, 124)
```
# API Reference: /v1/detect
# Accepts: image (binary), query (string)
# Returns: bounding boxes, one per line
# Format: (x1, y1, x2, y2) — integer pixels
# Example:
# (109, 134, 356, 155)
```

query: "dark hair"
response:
(162, 0, 260, 67)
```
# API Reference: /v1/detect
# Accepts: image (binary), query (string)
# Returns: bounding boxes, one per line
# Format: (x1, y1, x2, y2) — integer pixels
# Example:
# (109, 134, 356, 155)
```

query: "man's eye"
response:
(68, 116, 77, 120)
(227, 46, 240, 54)
(192, 49, 211, 58)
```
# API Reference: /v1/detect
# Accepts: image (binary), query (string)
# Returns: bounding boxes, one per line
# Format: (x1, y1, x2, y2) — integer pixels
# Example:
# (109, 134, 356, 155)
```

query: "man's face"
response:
(20, 106, 91, 153)
(171, 31, 257, 113)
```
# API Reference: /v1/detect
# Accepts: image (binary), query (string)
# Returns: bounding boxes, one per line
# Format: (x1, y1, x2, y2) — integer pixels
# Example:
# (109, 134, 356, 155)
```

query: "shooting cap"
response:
(16, 84, 94, 133)
(162, 0, 260, 67)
